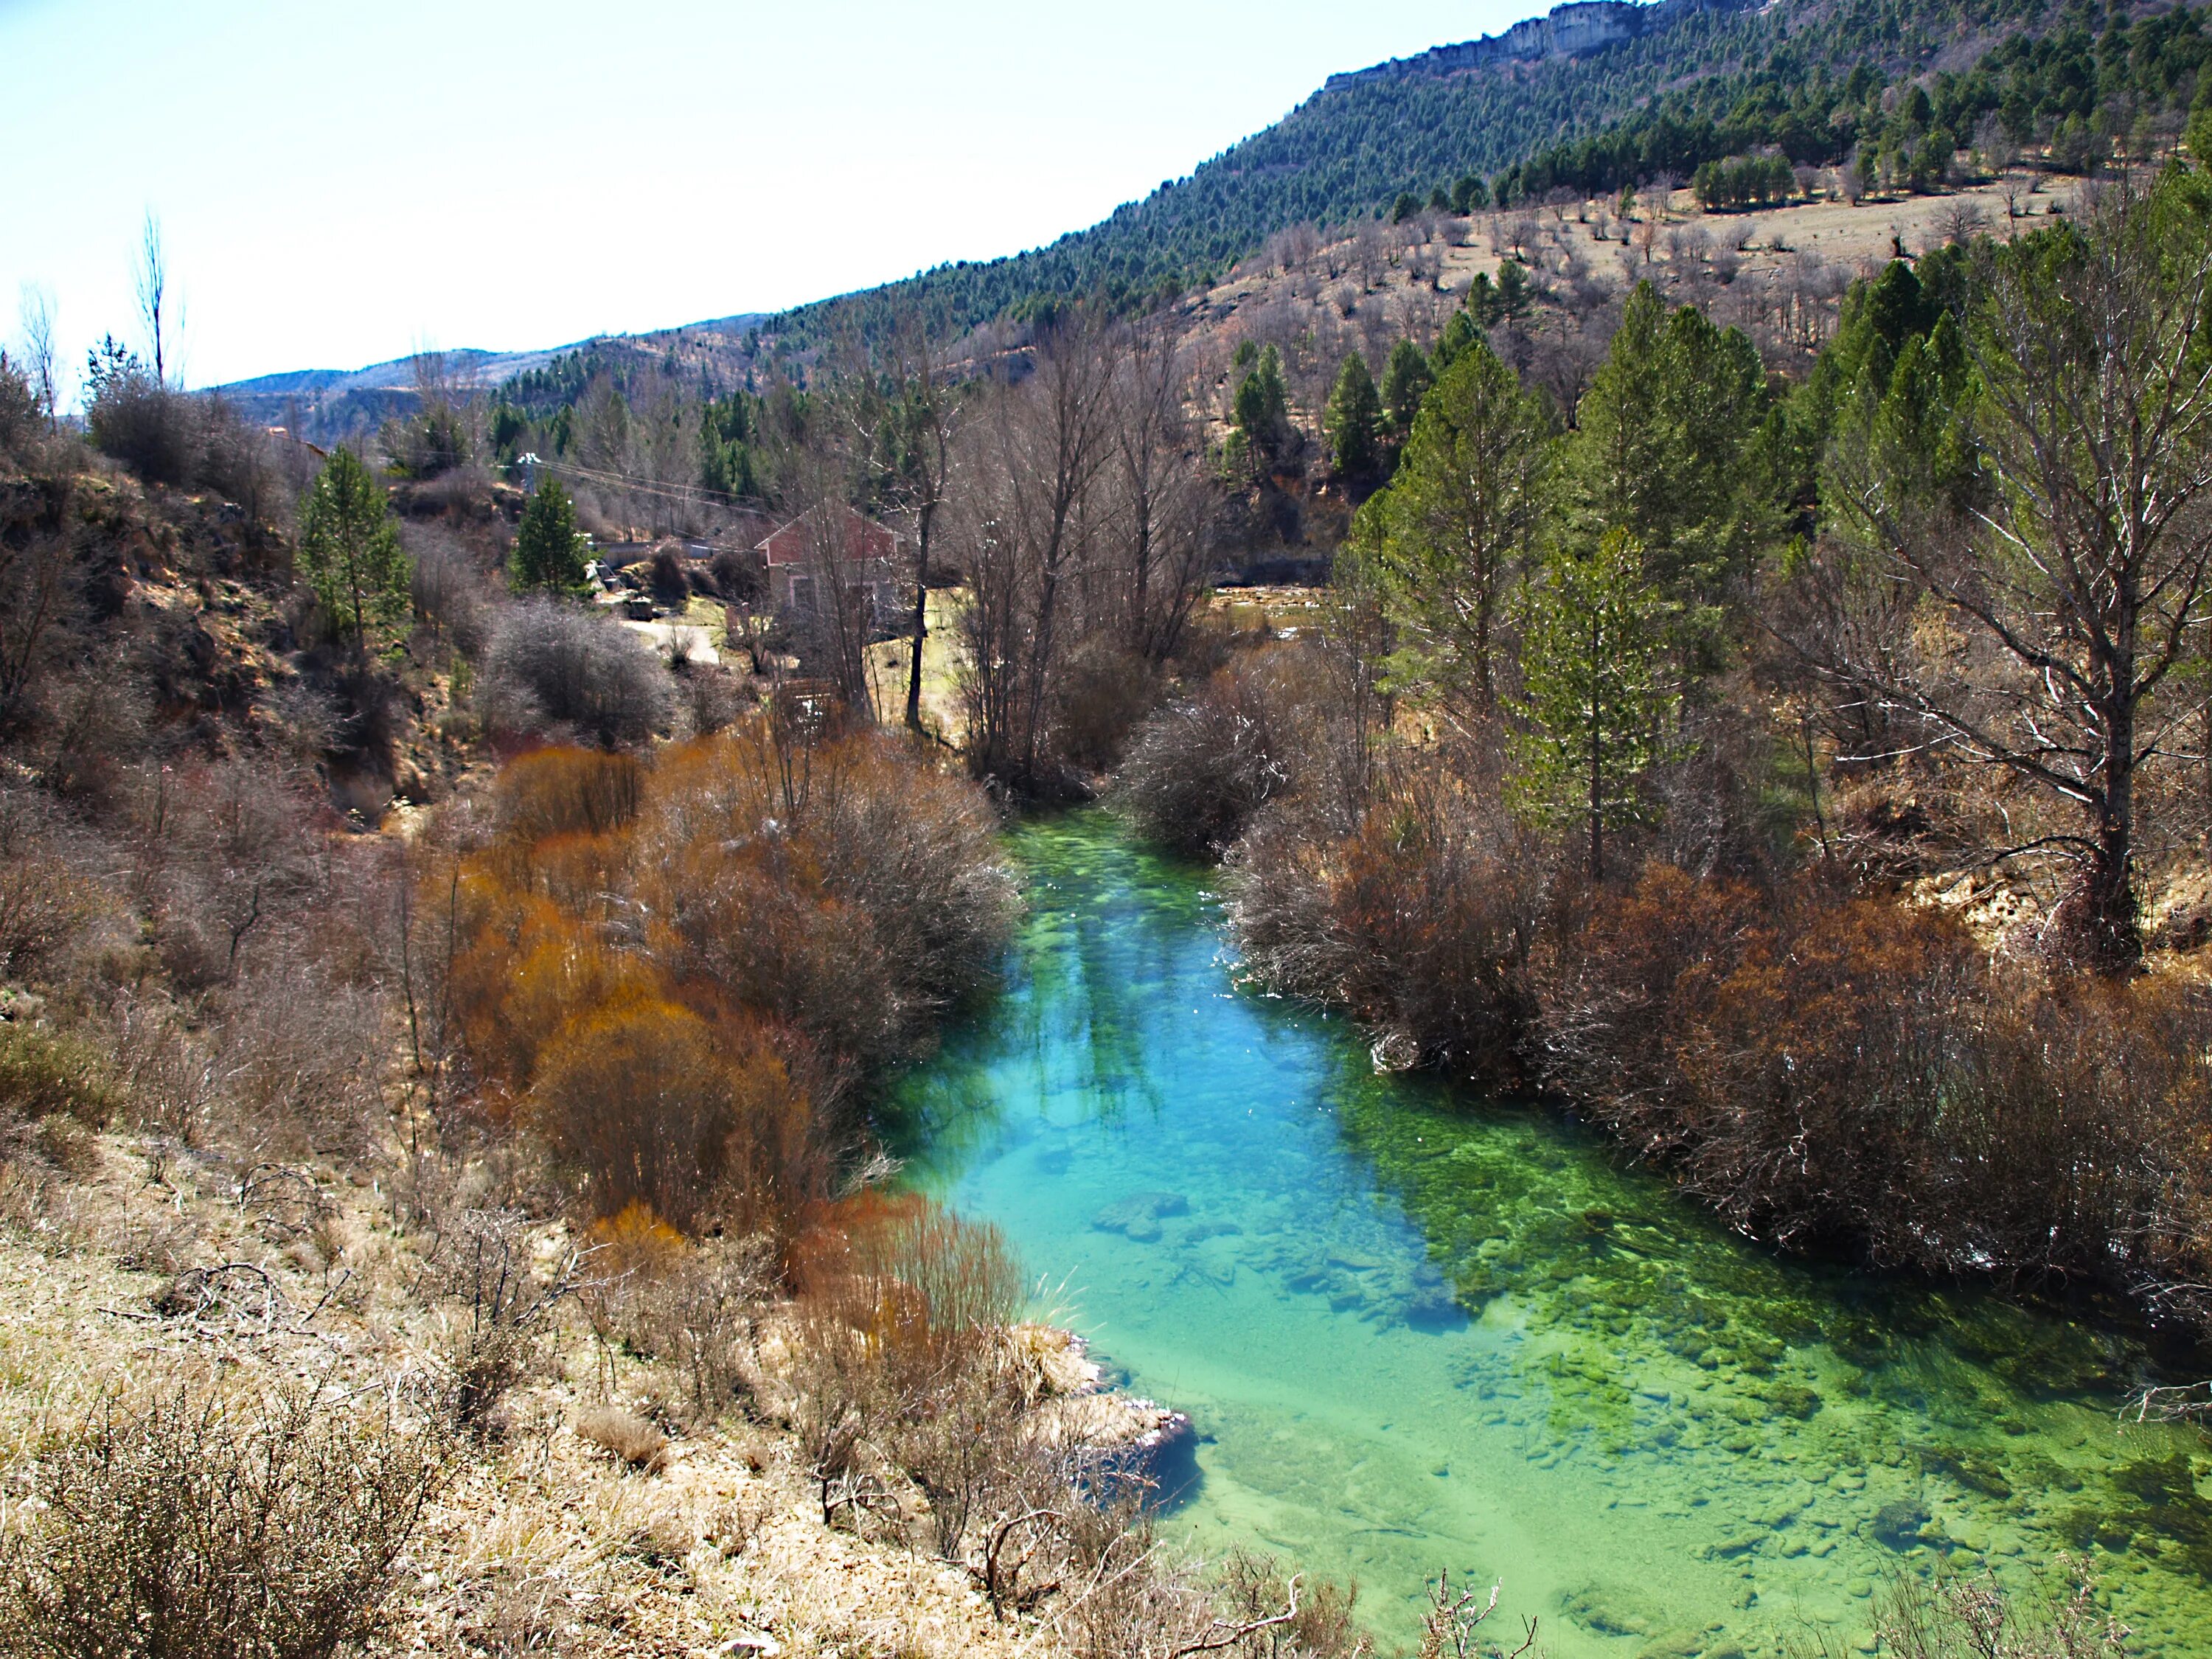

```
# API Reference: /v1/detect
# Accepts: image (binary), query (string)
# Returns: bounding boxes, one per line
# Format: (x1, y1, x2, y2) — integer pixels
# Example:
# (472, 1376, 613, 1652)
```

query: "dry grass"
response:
(574, 1405, 671, 1472)
(0, 1131, 1348, 1659)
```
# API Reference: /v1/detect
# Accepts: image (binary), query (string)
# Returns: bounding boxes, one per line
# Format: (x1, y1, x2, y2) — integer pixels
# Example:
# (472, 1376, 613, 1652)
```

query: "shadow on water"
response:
(886, 810, 2212, 1657)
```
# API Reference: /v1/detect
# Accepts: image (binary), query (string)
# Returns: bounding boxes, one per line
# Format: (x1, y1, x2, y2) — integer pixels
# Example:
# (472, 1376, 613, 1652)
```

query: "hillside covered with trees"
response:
(745, 0, 2212, 353)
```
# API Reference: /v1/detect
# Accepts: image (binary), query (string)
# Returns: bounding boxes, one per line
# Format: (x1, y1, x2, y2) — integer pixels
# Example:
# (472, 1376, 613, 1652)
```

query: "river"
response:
(890, 812, 2212, 1656)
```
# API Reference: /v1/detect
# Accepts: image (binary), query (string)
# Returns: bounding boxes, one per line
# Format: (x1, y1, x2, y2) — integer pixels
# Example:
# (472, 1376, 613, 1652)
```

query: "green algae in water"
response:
(889, 813, 2212, 1656)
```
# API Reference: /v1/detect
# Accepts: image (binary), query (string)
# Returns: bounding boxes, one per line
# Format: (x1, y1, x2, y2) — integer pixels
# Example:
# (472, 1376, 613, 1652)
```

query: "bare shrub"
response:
(0, 476, 86, 730)
(406, 521, 493, 656)
(426, 1209, 577, 1435)
(647, 543, 690, 608)
(1051, 637, 1161, 773)
(480, 599, 670, 748)
(87, 366, 195, 487)
(1795, 1562, 2127, 1658)
(0, 788, 111, 976)
(0, 1377, 443, 1659)
(785, 1194, 1023, 1531)
(1228, 757, 1543, 1085)
(1538, 864, 2212, 1305)
(583, 1211, 774, 1422)
(634, 723, 1017, 1078)
(215, 960, 389, 1157)
(1116, 654, 1310, 854)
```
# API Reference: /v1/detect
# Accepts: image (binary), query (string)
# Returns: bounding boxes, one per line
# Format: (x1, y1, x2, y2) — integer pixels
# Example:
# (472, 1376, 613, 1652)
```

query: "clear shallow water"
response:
(890, 813, 2212, 1657)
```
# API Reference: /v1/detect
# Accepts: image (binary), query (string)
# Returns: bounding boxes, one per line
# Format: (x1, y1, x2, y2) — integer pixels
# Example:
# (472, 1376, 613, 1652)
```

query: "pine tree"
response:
(512, 475, 590, 594)
(1430, 310, 1484, 377)
(1562, 282, 1775, 667)
(1324, 352, 1384, 485)
(299, 448, 411, 654)
(1231, 346, 1291, 476)
(1359, 338, 1553, 714)
(1509, 529, 1683, 880)
(1380, 338, 1433, 443)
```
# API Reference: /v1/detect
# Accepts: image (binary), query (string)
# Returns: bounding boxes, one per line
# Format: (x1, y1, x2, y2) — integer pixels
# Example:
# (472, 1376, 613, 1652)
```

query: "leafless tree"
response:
(1935, 198, 1988, 246)
(1105, 325, 1208, 664)
(17, 285, 56, 425)
(949, 315, 1120, 791)
(136, 210, 169, 387)
(878, 319, 960, 735)
(1789, 178, 2212, 966)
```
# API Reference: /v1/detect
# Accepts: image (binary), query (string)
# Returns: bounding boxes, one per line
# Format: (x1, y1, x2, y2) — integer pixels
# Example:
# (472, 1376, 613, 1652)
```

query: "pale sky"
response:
(1, 0, 1531, 397)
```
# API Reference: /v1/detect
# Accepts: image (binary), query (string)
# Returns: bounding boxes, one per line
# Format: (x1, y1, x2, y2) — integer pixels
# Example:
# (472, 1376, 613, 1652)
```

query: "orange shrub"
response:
(434, 714, 1012, 1245)
(446, 879, 657, 1093)
(790, 1192, 1022, 1392)
(495, 746, 644, 841)
(528, 994, 818, 1234)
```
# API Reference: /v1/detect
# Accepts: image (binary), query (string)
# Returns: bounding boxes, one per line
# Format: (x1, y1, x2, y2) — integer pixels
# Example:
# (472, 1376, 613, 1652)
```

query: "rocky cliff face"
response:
(1323, 0, 1753, 90)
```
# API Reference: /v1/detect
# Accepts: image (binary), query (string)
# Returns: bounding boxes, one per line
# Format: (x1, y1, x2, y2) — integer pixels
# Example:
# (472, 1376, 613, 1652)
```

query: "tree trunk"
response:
(905, 503, 932, 734)
(2084, 691, 2140, 970)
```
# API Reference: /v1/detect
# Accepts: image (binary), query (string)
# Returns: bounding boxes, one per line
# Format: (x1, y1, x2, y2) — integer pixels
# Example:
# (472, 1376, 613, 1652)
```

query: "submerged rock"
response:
(1870, 1497, 1933, 1551)
(1093, 1191, 1191, 1241)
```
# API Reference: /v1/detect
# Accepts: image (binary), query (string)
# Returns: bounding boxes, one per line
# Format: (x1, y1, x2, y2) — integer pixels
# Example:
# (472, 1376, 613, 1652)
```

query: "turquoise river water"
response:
(890, 813, 2212, 1656)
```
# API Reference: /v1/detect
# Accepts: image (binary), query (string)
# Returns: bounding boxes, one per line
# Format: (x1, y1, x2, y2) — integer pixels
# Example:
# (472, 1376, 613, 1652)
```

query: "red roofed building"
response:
(757, 504, 905, 628)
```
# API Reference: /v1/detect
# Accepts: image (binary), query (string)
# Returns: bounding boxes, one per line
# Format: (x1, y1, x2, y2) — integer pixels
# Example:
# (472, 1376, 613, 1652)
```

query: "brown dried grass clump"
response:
(574, 1405, 672, 1473)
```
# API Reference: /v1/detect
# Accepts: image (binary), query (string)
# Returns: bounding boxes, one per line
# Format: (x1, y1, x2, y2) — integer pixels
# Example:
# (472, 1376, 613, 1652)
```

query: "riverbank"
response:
(0, 1131, 1206, 1659)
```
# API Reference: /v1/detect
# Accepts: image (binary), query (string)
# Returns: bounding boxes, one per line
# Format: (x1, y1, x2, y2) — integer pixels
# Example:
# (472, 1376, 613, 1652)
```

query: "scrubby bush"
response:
(439, 719, 1015, 1244)
(80, 347, 279, 518)
(0, 1379, 443, 1659)
(86, 349, 195, 487)
(407, 522, 494, 655)
(425, 1208, 576, 1435)
(1797, 1563, 2129, 1658)
(0, 1024, 118, 1131)
(785, 1194, 1025, 1533)
(581, 1210, 774, 1422)
(1229, 759, 1543, 1082)
(633, 723, 1017, 1077)
(1540, 863, 2212, 1303)
(0, 352, 40, 461)
(529, 997, 815, 1233)
(492, 745, 643, 842)
(1049, 638, 1161, 774)
(647, 543, 691, 608)
(1116, 658, 1296, 855)
(479, 599, 670, 748)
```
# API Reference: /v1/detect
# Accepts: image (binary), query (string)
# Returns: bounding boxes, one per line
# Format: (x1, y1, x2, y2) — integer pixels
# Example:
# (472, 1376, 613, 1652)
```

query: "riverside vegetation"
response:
(7, 6, 2212, 1657)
